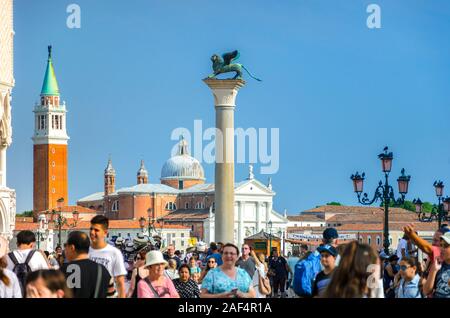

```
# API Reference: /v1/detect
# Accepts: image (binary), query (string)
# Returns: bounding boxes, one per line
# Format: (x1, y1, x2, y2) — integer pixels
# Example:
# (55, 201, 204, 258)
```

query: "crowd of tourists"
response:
(0, 214, 448, 298)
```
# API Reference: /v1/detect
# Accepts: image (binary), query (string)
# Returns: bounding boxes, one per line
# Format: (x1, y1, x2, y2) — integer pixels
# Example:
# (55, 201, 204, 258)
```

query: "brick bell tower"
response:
(33, 46, 69, 214)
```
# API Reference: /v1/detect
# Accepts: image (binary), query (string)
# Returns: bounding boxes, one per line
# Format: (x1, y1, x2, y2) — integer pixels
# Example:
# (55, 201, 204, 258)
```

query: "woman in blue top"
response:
(395, 257, 422, 298)
(200, 243, 256, 298)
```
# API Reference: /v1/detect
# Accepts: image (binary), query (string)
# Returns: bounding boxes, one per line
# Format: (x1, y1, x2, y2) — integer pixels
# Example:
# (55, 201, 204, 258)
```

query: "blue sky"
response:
(10, 0, 450, 214)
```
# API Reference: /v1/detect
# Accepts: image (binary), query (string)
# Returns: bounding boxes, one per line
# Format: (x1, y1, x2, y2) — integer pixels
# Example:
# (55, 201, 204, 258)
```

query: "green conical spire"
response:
(41, 45, 60, 96)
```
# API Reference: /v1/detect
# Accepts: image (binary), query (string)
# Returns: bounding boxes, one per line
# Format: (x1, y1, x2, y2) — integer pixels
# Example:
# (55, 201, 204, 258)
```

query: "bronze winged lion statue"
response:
(207, 50, 261, 81)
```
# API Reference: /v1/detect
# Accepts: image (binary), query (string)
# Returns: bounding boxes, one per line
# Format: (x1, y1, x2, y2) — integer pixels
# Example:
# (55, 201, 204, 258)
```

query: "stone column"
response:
(256, 202, 262, 232)
(0, 147, 6, 187)
(203, 79, 245, 244)
(266, 202, 272, 231)
(238, 201, 245, 246)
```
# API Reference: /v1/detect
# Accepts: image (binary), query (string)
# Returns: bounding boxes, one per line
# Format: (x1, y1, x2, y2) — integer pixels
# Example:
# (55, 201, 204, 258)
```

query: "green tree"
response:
(16, 211, 33, 217)
(326, 202, 342, 206)
(389, 200, 435, 213)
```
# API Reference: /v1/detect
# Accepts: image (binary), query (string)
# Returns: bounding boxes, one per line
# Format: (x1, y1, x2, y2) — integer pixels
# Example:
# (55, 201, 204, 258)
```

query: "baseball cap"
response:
(323, 228, 339, 240)
(440, 232, 450, 245)
(440, 225, 449, 234)
(317, 245, 338, 257)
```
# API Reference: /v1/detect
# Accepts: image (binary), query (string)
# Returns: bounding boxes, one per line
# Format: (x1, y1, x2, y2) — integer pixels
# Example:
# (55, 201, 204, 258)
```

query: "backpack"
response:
(293, 251, 321, 297)
(8, 250, 36, 295)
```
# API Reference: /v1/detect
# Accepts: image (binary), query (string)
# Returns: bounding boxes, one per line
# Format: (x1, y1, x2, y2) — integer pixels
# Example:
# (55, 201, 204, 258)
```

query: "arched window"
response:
(112, 200, 119, 212)
(165, 202, 177, 211)
(195, 202, 205, 209)
(185, 202, 189, 209)
(376, 236, 381, 246)
(367, 236, 372, 245)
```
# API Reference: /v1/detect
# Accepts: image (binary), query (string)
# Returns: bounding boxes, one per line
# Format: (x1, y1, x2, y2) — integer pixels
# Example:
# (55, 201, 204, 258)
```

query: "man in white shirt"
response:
(7, 230, 49, 272)
(396, 234, 410, 262)
(88, 215, 127, 298)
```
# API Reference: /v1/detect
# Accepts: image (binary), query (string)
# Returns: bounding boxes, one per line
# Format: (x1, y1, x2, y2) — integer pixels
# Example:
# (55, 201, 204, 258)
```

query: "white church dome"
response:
(161, 138, 205, 181)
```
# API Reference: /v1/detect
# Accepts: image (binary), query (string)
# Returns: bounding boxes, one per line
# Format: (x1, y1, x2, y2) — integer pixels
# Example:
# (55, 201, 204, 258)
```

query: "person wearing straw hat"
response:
(0, 236, 22, 298)
(137, 250, 180, 298)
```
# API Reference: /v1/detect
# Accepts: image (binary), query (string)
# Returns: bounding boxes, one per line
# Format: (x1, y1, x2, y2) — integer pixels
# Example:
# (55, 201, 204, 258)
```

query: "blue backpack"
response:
(293, 251, 321, 297)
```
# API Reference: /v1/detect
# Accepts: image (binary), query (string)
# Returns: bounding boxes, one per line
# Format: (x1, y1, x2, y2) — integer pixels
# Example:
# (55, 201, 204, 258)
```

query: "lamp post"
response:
(350, 147, 411, 255)
(139, 216, 146, 235)
(278, 230, 283, 256)
(413, 198, 424, 220)
(443, 197, 450, 225)
(433, 181, 445, 229)
(50, 198, 78, 248)
(36, 215, 49, 250)
(268, 220, 273, 255)
(414, 181, 449, 229)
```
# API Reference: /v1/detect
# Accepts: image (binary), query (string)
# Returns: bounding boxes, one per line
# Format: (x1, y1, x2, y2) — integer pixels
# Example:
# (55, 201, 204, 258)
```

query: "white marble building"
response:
(162, 166, 289, 247)
(0, 0, 16, 240)
(203, 176, 289, 246)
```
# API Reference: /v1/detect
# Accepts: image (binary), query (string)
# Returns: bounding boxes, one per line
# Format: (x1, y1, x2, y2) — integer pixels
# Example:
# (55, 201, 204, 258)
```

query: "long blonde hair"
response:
(323, 241, 378, 298)
(0, 256, 10, 286)
(257, 253, 268, 272)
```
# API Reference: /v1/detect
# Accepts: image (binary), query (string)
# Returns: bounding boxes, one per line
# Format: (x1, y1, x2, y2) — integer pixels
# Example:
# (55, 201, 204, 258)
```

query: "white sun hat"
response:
(144, 250, 168, 267)
(441, 232, 450, 245)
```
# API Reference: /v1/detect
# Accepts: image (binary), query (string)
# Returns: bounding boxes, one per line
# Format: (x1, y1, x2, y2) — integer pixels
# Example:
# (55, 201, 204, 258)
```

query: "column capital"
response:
(203, 79, 246, 108)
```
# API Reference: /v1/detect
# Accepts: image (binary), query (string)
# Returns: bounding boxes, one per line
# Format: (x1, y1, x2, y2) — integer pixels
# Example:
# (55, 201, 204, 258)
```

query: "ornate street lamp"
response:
(50, 198, 78, 248)
(350, 146, 410, 255)
(379, 147, 393, 173)
(36, 214, 49, 250)
(434, 181, 444, 197)
(350, 172, 365, 193)
(443, 197, 450, 215)
(442, 197, 450, 225)
(139, 216, 146, 230)
(268, 220, 273, 255)
(417, 181, 448, 228)
(413, 198, 423, 216)
(72, 210, 79, 222)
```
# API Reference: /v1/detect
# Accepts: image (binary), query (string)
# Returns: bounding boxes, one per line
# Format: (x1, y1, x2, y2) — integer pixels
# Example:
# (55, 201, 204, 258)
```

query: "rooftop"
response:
(161, 208, 210, 221)
(38, 205, 98, 214)
(287, 215, 325, 222)
(14, 219, 191, 231)
(303, 205, 411, 214)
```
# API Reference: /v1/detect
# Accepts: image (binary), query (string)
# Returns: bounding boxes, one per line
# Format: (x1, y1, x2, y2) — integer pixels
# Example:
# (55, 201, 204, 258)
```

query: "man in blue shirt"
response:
(206, 242, 223, 266)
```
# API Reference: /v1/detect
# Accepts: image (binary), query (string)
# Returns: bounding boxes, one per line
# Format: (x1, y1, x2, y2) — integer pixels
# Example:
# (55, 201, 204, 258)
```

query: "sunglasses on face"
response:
(400, 265, 410, 271)
(208, 261, 215, 264)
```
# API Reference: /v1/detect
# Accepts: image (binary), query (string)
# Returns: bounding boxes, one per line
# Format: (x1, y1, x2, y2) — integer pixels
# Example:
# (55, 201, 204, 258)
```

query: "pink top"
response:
(430, 245, 441, 263)
(137, 276, 180, 298)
